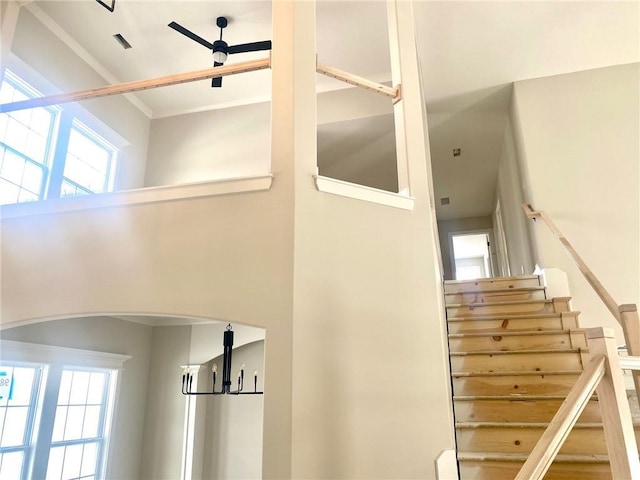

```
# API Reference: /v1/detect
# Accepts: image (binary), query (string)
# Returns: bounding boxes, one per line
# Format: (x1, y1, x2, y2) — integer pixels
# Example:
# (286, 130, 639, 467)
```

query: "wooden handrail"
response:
(523, 204, 621, 322)
(514, 354, 606, 480)
(0, 57, 271, 113)
(316, 61, 401, 102)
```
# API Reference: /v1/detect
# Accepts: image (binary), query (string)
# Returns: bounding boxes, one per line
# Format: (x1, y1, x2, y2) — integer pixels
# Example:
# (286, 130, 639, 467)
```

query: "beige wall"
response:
(511, 63, 640, 340)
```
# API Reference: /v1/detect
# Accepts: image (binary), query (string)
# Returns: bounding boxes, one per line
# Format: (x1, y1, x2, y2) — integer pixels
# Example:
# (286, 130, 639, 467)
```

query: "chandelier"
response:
(181, 324, 263, 396)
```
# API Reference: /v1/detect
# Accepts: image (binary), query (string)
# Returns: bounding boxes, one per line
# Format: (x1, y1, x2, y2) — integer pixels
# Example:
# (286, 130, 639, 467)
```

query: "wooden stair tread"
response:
(447, 298, 571, 308)
(445, 286, 546, 294)
(451, 348, 583, 356)
(453, 370, 582, 377)
(447, 311, 580, 321)
(454, 394, 588, 401)
(449, 329, 583, 338)
(458, 452, 610, 463)
(444, 275, 540, 285)
(456, 422, 604, 429)
(448, 312, 580, 322)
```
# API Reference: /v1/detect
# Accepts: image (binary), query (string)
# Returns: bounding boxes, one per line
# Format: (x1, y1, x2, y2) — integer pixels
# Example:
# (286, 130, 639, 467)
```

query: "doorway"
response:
(450, 232, 493, 281)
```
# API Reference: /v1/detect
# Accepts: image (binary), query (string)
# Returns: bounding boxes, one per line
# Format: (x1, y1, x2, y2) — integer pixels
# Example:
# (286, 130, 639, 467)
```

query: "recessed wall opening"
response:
(450, 233, 493, 281)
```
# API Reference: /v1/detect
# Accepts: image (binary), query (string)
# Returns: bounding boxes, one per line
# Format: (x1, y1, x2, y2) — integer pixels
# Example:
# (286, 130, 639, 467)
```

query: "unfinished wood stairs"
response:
(445, 275, 637, 479)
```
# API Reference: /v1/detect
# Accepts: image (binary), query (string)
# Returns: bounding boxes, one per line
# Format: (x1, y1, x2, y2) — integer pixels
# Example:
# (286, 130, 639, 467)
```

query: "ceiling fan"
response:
(168, 16, 272, 87)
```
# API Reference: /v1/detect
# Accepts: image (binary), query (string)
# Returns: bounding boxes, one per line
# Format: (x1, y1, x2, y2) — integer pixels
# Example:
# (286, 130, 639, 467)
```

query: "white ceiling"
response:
(16, 0, 640, 222)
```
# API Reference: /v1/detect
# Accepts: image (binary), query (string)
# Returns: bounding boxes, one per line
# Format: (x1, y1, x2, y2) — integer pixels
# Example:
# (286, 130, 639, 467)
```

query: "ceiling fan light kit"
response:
(168, 16, 272, 88)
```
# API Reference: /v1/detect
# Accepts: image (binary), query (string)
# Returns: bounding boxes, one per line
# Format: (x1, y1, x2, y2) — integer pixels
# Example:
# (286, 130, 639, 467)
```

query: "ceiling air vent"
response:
(440, 197, 450, 205)
(113, 33, 132, 49)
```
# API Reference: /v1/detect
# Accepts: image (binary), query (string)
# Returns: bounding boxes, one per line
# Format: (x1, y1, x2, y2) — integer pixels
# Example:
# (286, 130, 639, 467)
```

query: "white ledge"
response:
(0, 174, 273, 219)
(0, 339, 131, 369)
(314, 175, 414, 210)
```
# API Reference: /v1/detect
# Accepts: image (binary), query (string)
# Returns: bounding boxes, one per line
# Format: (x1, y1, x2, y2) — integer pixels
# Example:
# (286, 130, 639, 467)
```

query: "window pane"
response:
(0, 178, 20, 205)
(0, 150, 25, 185)
(8, 367, 35, 405)
(4, 117, 28, 153)
(51, 405, 68, 443)
(58, 371, 72, 404)
(80, 442, 98, 477)
(0, 451, 24, 480)
(82, 406, 100, 439)
(46, 446, 64, 480)
(20, 161, 43, 194)
(86, 373, 105, 405)
(63, 126, 114, 195)
(24, 131, 47, 163)
(63, 406, 84, 441)
(61, 444, 82, 479)
(0, 406, 28, 447)
(69, 372, 90, 404)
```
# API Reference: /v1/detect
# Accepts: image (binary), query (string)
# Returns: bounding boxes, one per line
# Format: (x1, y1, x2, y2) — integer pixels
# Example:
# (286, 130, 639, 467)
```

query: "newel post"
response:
(586, 327, 640, 480)
(619, 304, 640, 411)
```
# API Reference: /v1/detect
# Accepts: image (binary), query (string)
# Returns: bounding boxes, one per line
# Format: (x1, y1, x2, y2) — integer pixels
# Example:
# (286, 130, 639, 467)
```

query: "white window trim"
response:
(0, 340, 131, 369)
(314, 174, 415, 210)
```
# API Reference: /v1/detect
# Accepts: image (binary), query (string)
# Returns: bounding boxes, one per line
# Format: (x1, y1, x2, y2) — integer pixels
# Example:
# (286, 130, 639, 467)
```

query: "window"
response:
(0, 70, 117, 205)
(0, 342, 126, 480)
(0, 365, 42, 480)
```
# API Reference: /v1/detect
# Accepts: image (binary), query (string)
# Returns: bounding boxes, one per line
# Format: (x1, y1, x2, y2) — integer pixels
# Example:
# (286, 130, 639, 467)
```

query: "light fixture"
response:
(95, 0, 115, 12)
(181, 324, 263, 396)
(212, 48, 228, 64)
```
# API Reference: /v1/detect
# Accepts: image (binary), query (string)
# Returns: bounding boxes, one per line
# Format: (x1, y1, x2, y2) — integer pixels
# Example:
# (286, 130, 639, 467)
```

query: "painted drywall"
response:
(10, 6, 150, 190)
(437, 216, 493, 280)
(511, 63, 640, 341)
(0, 316, 153, 480)
(201, 340, 265, 480)
(289, 2, 454, 478)
(493, 115, 535, 277)
(145, 102, 272, 187)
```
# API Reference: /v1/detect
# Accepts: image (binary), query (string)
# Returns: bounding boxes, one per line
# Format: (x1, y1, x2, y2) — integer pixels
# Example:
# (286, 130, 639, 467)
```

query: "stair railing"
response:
(522, 204, 640, 399)
(516, 327, 640, 480)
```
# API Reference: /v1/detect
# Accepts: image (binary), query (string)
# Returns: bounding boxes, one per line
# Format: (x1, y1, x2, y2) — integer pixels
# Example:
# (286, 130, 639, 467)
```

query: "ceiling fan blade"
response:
(228, 40, 272, 55)
(211, 61, 223, 88)
(168, 21, 214, 50)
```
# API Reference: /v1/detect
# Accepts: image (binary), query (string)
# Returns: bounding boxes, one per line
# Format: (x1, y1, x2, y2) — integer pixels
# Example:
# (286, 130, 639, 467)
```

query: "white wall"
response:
(10, 6, 150, 190)
(511, 63, 640, 340)
(145, 102, 271, 187)
(0, 316, 153, 480)
(493, 115, 536, 277)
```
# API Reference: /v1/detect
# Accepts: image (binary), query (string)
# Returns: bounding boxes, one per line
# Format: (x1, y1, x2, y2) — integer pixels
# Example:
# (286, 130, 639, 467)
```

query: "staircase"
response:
(445, 275, 636, 479)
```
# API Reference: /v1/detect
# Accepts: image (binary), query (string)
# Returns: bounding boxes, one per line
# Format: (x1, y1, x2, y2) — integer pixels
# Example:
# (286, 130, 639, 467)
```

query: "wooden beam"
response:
(316, 61, 400, 101)
(0, 57, 271, 113)
(514, 354, 605, 480)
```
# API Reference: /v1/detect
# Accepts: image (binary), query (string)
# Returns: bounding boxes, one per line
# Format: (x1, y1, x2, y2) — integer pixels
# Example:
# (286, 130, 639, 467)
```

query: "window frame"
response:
(0, 56, 126, 205)
(0, 340, 130, 480)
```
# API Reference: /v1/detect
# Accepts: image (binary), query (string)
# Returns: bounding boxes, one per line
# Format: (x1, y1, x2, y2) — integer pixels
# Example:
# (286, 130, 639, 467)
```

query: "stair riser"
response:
(447, 315, 579, 334)
(447, 299, 569, 317)
(456, 426, 640, 455)
(444, 276, 541, 294)
(452, 373, 582, 396)
(459, 461, 612, 480)
(451, 351, 584, 373)
(445, 289, 546, 305)
(449, 332, 586, 353)
(454, 399, 602, 423)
